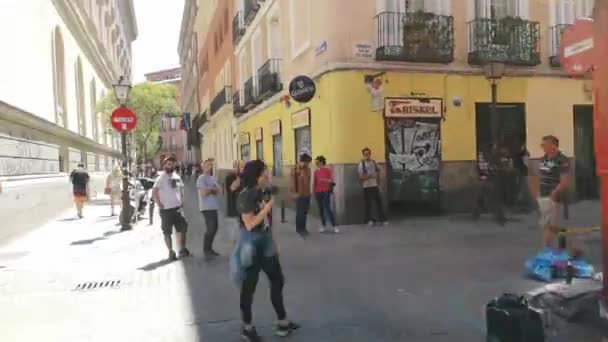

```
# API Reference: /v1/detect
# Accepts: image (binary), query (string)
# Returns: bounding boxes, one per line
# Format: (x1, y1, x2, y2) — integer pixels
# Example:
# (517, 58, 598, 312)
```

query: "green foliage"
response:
(96, 82, 180, 161)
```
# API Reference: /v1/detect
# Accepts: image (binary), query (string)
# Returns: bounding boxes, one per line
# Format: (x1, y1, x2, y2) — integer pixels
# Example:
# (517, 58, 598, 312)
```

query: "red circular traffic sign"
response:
(561, 18, 596, 76)
(111, 107, 137, 132)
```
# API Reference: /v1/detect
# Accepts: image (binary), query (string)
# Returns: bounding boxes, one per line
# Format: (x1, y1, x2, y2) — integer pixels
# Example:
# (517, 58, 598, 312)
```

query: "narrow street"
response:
(0, 181, 603, 341)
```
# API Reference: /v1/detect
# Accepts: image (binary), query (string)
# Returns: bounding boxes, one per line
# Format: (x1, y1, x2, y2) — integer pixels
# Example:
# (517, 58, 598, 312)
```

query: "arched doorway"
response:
(51, 26, 68, 128)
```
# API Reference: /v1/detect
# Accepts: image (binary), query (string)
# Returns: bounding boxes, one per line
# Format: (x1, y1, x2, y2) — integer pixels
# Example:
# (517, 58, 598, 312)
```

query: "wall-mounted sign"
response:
(269, 119, 282, 135)
(254, 127, 263, 141)
(289, 76, 316, 103)
(315, 40, 328, 56)
(292, 108, 310, 129)
(353, 42, 374, 59)
(239, 132, 250, 145)
(384, 98, 443, 118)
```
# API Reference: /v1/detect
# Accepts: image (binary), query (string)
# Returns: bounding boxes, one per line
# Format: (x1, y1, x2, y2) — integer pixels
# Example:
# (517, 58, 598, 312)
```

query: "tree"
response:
(97, 82, 180, 162)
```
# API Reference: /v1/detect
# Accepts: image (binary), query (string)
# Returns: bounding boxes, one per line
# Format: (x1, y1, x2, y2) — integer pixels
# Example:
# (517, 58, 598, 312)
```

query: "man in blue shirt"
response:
(197, 159, 221, 259)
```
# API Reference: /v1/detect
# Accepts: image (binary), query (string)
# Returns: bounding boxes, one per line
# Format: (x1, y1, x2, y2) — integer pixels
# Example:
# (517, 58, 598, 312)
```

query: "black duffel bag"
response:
(486, 293, 546, 342)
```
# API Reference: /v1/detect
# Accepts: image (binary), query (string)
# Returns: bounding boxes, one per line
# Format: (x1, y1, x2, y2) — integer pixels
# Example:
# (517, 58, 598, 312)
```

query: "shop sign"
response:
(239, 132, 250, 145)
(384, 98, 443, 118)
(255, 127, 263, 141)
(269, 119, 282, 135)
(292, 108, 310, 129)
(353, 42, 374, 59)
(289, 76, 316, 103)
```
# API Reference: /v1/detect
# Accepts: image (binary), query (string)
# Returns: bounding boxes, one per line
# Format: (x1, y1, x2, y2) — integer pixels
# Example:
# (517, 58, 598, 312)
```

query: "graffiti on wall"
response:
(0, 135, 60, 176)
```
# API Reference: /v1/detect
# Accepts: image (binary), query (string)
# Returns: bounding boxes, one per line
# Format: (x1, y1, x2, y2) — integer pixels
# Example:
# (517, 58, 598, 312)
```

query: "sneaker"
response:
(210, 250, 220, 257)
(382, 221, 389, 227)
(168, 251, 178, 261)
(367, 221, 374, 227)
(240, 326, 261, 342)
(319, 226, 327, 233)
(178, 248, 191, 258)
(274, 321, 300, 337)
(333, 227, 340, 234)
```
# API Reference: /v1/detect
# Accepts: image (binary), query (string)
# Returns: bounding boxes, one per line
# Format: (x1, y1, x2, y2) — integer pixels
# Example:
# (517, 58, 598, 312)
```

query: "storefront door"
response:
(574, 105, 598, 199)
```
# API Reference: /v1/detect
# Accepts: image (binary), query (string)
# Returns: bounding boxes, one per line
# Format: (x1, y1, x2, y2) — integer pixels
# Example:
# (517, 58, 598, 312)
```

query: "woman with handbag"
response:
(313, 156, 338, 233)
(105, 165, 122, 216)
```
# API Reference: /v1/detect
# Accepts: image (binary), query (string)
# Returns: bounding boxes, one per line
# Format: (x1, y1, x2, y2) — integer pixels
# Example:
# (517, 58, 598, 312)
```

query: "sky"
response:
(131, 0, 185, 83)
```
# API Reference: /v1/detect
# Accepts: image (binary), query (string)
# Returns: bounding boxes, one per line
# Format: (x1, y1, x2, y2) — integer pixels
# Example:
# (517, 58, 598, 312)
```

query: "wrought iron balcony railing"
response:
(244, 0, 261, 25)
(233, 11, 245, 46)
(243, 77, 259, 109)
(209, 86, 231, 116)
(233, 90, 247, 117)
(468, 17, 541, 66)
(257, 59, 282, 101)
(375, 11, 454, 63)
(549, 24, 570, 68)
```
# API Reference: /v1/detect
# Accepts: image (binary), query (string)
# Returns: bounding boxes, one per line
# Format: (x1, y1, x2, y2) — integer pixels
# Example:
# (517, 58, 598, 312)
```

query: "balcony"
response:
(257, 59, 282, 101)
(233, 11, 245, 46)
(549, 24, 569, 68)
(244, 0, 261, 25)
(468, 17, 541, 66)
(375, 11, 454, 63)
(209, 86, 231, 116)
(233, 90, 247, 118)
(243, 77, 259, 110)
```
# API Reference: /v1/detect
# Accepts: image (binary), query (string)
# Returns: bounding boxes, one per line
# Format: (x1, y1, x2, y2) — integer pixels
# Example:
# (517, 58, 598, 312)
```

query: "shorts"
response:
(538, 197, 560, 228)
(110, 188, 121, 201)
(159, 207, 188, 235)
(73, 191, 87, 202)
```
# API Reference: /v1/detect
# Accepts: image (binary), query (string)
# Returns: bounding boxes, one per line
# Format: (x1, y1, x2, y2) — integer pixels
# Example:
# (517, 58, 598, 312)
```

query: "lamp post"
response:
(483, 62, 506, 148)
(113, 76, 133, 231)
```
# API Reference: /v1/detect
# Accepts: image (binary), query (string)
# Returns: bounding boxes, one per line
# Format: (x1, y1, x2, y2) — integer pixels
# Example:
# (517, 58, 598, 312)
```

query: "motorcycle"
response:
(136, 177, 155, 222)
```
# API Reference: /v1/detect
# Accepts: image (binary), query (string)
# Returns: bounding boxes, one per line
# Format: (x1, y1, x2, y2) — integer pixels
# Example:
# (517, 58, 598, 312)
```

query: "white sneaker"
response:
(367, 221, 374, 227)
(319, 226, 327, 233)
(333, 227, 340, 234)
(383, 221, 389, 226)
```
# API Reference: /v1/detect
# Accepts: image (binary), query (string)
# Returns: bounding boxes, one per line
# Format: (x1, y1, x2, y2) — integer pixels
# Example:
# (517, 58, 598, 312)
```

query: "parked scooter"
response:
(136, 177, 155, 222)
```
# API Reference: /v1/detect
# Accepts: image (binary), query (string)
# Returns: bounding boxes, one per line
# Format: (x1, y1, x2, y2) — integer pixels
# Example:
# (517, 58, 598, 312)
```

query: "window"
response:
(267, 6, 282, 59)
(476, 0, 518, 19)
(170, 118, 177, 130)
(52, 26, 68, 128)
(75, 57, 87, 136)
(241, 143, 250, 161)
(251, 28, 263, 91)
(552, 0, 594, 25)
(288, 0, 311, 59)
(406, 0, 448, 14)
(90, 79, 98, 142)
(170, 136, 176, 149)
(272, 134, 282, 176)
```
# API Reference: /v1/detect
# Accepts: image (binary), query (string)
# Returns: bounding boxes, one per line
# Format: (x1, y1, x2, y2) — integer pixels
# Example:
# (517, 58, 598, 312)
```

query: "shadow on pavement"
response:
(69, 230, 124, 246)
(57, 217, 80, 222)
(138, 258, 175, 271)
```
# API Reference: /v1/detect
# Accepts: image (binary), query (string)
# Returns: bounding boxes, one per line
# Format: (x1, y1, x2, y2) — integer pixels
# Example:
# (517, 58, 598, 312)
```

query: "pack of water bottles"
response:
(524, 248, 595, 282)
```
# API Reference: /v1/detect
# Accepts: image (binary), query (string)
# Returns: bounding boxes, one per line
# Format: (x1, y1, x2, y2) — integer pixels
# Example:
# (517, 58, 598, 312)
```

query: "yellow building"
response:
(222, 0, 596, 223)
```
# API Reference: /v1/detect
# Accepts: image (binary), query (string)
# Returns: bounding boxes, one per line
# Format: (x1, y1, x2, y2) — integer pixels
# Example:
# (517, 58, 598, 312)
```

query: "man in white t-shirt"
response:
(152, 157, 190, 261)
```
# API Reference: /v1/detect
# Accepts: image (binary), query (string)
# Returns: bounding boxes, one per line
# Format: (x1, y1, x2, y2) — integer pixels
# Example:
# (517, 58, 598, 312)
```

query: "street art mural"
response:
(384, 98, 442, 205)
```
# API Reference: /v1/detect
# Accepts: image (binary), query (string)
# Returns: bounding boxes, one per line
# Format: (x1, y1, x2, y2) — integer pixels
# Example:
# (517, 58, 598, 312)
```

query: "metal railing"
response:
(233, 90, 247, 117)
(375, 11, 454, 63)
(233, 11, 245, 46)
(257, 59, 282, 101)
(468, 17, 541, 66)
(244, 0, 261, 25)
(243, 77, 259, 109)
(209, 86, 231, 116)
(549, 24, 570, 68)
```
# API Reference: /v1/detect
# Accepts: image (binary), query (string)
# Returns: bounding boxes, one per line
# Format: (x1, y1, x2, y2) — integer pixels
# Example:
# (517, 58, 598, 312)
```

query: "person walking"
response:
(197, 159, 221, 259)
(105, 165, 122, 216)
(529, 135, 570, 248)
(225, 160, 244, 246)
(358, 147, 387, 226)
(313, 156, 338, 233)
(289, 152, 312, 237)
(70, 163, 90, 219)
(152, 157, 190, 261)
(235, 159, 299, 341)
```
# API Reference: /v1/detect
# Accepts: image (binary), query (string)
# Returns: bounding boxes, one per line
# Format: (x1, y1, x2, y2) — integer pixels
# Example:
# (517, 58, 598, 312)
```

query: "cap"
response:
(163, 156, 177, 164)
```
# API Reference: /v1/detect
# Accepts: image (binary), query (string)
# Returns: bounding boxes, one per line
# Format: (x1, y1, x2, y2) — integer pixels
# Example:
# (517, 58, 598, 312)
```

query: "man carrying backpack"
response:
(358, 147, 387, 226)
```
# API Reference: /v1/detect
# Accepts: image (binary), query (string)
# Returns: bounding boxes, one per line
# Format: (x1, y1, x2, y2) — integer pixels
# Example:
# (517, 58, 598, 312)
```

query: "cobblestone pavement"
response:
(0, 182, 604, 341)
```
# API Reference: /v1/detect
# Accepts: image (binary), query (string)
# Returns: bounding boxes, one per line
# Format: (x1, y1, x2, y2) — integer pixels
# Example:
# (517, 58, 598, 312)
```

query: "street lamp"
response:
(112, 76, 133, 231)
(483, 62, 506, 147)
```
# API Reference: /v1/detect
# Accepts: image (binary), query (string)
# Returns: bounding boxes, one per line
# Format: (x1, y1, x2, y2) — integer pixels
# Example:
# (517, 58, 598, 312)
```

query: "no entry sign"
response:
(561, 18, 595, 76)
(111, 107, 137, 132)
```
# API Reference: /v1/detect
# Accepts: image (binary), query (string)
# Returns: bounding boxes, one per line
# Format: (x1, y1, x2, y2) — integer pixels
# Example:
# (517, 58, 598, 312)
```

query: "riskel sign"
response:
(384, 98, 442, 118)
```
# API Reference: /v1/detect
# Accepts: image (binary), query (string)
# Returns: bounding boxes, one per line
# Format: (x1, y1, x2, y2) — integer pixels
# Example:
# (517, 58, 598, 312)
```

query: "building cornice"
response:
(52, 0, 122, 86)
(0, 101, 120, 157)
